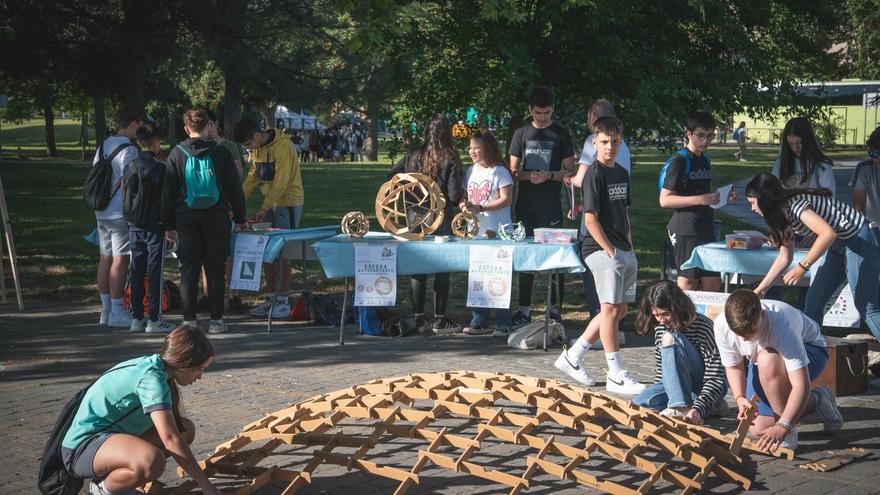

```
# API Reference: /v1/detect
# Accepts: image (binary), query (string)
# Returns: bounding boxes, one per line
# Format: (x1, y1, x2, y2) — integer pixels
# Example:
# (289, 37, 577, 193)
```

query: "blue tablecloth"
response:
(680, 241, 807, 276)
(234, 225, 339, 263)
(312, 233, 586, 278)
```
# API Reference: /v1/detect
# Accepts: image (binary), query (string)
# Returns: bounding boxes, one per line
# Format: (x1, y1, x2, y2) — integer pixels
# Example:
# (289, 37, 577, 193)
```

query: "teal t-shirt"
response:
(61, 354, 172, 450)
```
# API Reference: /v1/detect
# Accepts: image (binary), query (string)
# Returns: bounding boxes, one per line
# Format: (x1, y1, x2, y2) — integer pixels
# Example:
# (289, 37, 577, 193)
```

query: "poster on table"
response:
(821, 284, 860, 328)
(467, 245, 514, 308)
(685, 290, 730, 321)
(230, 234, 269, 291)
(354, 243, 397, 306)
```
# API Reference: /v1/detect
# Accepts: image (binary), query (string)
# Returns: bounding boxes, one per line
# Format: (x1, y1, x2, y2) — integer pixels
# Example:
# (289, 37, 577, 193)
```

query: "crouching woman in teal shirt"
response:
(60, 325, 221, 495)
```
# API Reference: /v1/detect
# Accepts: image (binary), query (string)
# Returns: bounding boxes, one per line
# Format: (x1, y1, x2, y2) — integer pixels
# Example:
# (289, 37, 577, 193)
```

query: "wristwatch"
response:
(798, 259, 812, 270)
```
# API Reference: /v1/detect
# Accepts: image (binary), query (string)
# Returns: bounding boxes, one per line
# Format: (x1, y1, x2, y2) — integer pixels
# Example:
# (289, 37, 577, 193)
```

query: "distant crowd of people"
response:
(283, 124, 365, 163)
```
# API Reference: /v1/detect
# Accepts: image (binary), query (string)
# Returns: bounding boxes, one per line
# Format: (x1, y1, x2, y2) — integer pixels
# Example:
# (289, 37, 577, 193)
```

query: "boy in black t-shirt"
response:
(660, 112, 730, 292)
(554, 116, 645, 395)
(507, 86, 576, 329)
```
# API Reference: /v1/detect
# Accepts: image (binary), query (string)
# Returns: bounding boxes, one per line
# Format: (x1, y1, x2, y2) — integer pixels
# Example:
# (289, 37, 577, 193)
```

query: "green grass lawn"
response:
(0, 119, 866, 328)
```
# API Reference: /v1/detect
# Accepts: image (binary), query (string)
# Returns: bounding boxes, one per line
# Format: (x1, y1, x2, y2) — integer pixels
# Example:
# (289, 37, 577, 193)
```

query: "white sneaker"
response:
(779, 427, 798, 451)
(182, 320, 199, 330)
(606, 370, 646, 395)
(146, 319, 176, 333)
(208, 319, 227, 334)
(129, 318, 147, 333)
(98, 311, 109, 326)
(463, 324, 493, 335)
(89, 481, 139, 495)
(587, 331, 626, 350)
(659, 407, 687, 420)
(812, 387, 844, 432)
(248, 298, 291, 319)
(107, 311, 133, 328)
(554, 350, 596, 386)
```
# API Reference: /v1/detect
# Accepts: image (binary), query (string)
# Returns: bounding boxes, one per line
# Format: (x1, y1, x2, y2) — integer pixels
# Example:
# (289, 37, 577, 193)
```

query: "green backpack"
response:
(176, 144, 220, 209)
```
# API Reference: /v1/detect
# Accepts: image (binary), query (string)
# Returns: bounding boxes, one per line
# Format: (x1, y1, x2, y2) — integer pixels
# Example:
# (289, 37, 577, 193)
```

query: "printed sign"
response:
(685, 290, 730, 321)
(467, 245, 513, 309)
(230, 234, 268, 291)
(354, 243, 397, 306)
(822, 284, 860, 328)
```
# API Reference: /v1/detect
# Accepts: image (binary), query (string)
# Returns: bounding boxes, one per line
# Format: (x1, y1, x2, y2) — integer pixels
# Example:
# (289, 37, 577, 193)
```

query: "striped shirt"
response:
(786, 193, 865, 240)
(651, 313, 726, 419)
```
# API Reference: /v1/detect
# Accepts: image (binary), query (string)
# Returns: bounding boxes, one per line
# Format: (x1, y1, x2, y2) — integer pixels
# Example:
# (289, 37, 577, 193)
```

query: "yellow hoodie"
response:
(242, 130, 303, 209)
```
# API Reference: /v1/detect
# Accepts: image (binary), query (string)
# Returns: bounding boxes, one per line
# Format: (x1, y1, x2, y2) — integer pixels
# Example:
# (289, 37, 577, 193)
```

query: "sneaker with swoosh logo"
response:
(554, 349, 596, 386)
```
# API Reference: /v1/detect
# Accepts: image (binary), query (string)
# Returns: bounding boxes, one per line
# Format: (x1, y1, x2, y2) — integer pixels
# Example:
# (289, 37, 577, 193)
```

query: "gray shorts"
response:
(96, 218, 130, 256)
(584, 248, 638, 304)
(61, 431, 114, 479)
(266, 206, 302, 230)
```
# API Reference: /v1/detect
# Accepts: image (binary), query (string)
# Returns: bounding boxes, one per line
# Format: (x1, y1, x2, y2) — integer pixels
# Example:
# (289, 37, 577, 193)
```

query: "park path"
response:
(1, 303, 879, 494)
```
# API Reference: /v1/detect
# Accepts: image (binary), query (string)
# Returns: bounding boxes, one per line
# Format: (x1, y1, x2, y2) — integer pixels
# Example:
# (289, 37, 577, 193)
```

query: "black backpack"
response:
(122, 159, 159, 227)
(83, 141, 136, 211)
(38, 366, 137, 495)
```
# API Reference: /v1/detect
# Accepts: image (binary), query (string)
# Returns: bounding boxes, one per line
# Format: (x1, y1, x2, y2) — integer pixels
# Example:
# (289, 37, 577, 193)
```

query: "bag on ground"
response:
(176, 144, 220, 209)
(83, 141, 135, 210)
(507, 319, 565, 350)
(37, 386, 89, 495)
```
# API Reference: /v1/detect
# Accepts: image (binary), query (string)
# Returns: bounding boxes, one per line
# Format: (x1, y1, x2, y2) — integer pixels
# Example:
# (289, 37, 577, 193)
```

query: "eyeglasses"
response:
(691, 132, 716, 141)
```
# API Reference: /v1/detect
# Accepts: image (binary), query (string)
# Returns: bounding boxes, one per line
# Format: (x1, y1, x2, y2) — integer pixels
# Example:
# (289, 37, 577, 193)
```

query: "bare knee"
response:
(179, 417, 196, 445)
(756, 348, 785, 376)
(677, 277, 697, 291)
(132, 447, 166, 483)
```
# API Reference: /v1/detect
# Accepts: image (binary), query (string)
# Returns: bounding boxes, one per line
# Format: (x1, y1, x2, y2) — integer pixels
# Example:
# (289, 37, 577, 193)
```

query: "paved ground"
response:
(2, 304, 879, 495)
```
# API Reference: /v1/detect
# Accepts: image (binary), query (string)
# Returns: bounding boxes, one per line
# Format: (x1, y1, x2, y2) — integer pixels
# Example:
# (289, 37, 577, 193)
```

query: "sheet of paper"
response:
(467, 245, 514, 309)
(712, 183, 733, 209)
(354, 243, 397, 306)
(230, 235, 268, 291)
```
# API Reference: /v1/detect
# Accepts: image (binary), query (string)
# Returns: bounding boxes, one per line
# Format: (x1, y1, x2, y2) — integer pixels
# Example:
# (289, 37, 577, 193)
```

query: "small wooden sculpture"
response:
(375, 173, 445, 241)
(451, 211, 479, 239)
(340, 211, 369, 239)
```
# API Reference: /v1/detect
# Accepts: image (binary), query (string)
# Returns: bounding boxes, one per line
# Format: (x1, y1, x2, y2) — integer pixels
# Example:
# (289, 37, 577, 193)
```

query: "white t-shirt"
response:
(579, 133, 631, 173)
(771, 157, 836, 196)
(463, 163, 513, 235)
(92, 136, 138, 220)
(713, 299, 825, 372)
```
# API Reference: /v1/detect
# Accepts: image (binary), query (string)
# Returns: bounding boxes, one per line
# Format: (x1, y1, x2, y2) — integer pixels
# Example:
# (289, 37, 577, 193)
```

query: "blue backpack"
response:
(176, 144, 220, 209)
(657, 149, 709, 192)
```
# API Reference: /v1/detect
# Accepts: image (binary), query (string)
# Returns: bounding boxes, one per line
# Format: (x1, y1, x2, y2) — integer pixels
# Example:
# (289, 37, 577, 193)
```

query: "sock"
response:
(566, 337, 590, 363)
(111, 298, 124, 314)
(605, 351, 623, 376)
(518, 306, 531, 317)
(100, 294, 111, 312)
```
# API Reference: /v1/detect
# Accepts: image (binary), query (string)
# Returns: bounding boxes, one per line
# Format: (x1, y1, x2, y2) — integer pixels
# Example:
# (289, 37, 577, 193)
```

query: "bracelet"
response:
(776, 418, 794, 431)
(734, 395, 746, 401)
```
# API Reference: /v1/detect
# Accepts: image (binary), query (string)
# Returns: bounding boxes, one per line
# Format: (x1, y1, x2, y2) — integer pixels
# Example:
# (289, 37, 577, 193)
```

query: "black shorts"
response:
(515, 203, 564, 236)
(668, 231, 719, 279)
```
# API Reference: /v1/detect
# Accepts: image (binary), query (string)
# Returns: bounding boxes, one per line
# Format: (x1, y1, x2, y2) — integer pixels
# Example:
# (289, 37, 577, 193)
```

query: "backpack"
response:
(176, 144, 220, 209)
(507, 319, 565, 350)
(732, 127, 743, 141)
(83, 141, 136, 210)
(657, 149, 709, 192)
(37, 365, 137, 495)
(122, 160, 158, 226)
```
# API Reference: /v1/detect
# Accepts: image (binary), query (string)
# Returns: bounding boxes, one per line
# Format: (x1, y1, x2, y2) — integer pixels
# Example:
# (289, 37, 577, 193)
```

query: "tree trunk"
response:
(94, 95, 106, 144)
(259, 105, 275, 129)
(365, 95, 380, 161)
(43, 101, 57, 158)
(118, 0, 153, 113)
(167, 105, 177, 147)
(223, 74, 241, 139)
(80, 111, 89, 160)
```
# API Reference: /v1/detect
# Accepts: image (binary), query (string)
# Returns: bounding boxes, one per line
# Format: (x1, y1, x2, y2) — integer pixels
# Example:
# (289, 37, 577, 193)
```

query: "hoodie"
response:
(161, 137, 246, 230)
(242, 129, 303, 210)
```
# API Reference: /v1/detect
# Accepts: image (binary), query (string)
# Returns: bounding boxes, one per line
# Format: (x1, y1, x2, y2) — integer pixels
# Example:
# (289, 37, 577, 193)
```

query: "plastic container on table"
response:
(533, 228, 578, 244)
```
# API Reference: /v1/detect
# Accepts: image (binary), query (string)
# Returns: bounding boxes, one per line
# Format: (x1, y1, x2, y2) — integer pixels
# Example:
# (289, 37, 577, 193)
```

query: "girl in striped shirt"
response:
(632, 281, 727, 425)
(746, 173, 880, 340)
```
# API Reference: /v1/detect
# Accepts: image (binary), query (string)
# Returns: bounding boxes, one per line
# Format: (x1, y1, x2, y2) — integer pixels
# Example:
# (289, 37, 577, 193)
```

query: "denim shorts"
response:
(747, 343, 829, 417)
(265, 206, 302, 230)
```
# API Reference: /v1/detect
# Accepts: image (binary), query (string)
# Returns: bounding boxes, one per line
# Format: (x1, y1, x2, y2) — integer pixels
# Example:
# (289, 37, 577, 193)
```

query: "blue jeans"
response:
(129, 230, 164, 320)
(804, 225, 880, 340)
(747, 343, 829, 417)
(471, 307, 512, 329)
(634, 332, 707, 411)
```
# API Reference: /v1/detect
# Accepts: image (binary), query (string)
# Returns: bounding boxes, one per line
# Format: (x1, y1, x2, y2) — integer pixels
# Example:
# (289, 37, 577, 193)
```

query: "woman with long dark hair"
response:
(60, 325, 221, 495)
(389, 114, 463, 334)
(771, 117, 835, 195)
(746, 173, 880, 339)
(632, 281, 727, 425)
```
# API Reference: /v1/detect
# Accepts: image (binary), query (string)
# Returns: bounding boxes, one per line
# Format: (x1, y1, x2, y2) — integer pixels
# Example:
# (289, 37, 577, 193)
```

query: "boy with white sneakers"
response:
(715, 289, 843, 452)
(554, 116, 645, 395)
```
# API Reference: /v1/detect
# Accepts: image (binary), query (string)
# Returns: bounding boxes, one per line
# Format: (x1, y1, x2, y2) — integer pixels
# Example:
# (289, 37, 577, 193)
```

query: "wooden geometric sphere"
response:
(340, 211, 369, 239)
(159, 371, 791, 495)
(375, 173, 446, 241)
(451, 211, 480, 239)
